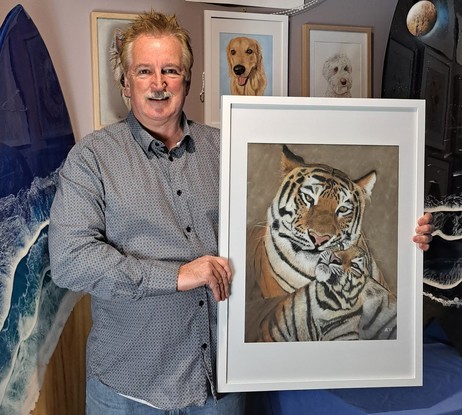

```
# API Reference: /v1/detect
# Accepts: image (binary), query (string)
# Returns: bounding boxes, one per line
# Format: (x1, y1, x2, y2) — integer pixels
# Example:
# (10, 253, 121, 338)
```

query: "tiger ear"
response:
(281, 145, 305, 176)
(355, 171, 377, 199)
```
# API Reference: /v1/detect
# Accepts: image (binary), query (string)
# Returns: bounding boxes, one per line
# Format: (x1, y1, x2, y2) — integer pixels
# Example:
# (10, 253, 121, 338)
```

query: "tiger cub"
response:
(259, 245, 371, 342)
(251, 144, 384, 299)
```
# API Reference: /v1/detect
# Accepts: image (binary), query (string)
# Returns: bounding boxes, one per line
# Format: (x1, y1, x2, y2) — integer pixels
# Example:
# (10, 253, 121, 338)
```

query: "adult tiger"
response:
(258, 245, 397, 342)
(249, 145, 385, 299)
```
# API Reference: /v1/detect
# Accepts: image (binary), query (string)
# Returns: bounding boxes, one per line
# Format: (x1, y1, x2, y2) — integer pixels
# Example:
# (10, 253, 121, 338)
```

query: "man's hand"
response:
(177, 256, 232, 302)
(412, 212, 434, 251)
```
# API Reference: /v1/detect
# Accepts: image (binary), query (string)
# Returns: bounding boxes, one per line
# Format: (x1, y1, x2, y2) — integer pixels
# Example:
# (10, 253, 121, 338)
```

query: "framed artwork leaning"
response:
(217, 95, 425, 392)
(302, 24, 372, 98)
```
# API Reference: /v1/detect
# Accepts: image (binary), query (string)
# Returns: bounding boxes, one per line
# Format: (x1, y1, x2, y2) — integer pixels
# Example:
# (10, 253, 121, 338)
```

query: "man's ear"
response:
(123, 75, 131, 98)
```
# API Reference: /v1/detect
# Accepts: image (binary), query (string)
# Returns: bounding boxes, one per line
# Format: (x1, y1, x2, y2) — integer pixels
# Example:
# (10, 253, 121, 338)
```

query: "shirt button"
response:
(168, 155, 174, 161)
(202, 343, 208, 350)
(177, 190, 182, 196)
(199, 300, 204, 307)
(186, 226, 191, 233)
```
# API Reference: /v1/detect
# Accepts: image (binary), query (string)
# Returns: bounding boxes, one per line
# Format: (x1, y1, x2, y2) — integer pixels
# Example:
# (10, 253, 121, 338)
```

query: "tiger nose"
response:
(310, 231, 330, 247)
(329, 251, 342, 265)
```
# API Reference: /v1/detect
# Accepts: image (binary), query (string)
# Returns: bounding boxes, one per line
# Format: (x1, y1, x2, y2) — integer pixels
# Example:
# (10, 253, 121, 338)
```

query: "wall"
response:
(0, 0, 398, 141)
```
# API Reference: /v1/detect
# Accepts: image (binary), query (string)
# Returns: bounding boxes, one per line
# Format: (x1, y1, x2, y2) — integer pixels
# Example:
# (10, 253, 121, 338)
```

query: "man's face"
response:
(123, 34, 189, 131)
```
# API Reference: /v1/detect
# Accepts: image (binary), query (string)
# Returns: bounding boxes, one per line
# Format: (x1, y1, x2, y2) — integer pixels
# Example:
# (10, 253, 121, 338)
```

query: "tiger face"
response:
(263, 145, 376, 293)
(315, 246, 371, 310)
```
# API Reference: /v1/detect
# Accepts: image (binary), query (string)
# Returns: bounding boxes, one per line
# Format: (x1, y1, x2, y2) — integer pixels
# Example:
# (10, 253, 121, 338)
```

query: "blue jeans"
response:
(86, 378, 246, 415)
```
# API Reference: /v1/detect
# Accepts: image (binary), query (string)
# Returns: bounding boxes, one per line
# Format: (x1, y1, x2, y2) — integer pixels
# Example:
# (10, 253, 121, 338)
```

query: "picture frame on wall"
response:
(204, 11, 288, 128)
(420, 47, 451, 151)
(425, 156, 450, 198)
(218, 95, 425, 392)
(382, 38, 416, 99)
(302, 24, 372, 98)
(454, 75, 462, 155)
(91, 11, 138, 130)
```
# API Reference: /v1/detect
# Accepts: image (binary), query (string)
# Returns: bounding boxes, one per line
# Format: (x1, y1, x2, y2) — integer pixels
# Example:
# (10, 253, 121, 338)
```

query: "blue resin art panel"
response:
(0, 5, 80, 413)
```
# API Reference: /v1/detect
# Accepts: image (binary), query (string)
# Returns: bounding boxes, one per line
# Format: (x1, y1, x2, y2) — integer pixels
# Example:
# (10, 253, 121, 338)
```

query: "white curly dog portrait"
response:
(322, 53, 353, 98)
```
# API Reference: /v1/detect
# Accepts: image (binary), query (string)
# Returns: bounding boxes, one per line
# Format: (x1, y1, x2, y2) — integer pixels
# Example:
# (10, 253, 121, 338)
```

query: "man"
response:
(49, 10, 245, 414)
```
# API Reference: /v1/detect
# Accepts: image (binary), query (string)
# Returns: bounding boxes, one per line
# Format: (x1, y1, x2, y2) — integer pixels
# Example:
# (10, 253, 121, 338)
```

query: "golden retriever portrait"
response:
(226, 36, 267, 96)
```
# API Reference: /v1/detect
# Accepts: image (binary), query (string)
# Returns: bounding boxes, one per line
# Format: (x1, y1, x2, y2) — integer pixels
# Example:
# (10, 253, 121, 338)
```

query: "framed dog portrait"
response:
(302, 24, 372, 98)
(204, 11, 288, 128)
(217, 95, 425, 392)
(91, 11, 138, 130)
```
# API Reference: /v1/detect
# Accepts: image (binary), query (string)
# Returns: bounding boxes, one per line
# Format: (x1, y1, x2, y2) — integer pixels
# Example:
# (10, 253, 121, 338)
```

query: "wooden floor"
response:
(30, 295, 91, 415)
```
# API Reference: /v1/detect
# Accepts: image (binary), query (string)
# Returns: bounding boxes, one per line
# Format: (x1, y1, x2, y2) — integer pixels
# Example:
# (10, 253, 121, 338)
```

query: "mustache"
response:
(146, 91, 174, 100)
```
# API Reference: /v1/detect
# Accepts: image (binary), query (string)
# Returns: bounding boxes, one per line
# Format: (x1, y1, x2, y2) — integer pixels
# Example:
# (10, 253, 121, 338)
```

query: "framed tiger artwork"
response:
(217, 95, 425, 392)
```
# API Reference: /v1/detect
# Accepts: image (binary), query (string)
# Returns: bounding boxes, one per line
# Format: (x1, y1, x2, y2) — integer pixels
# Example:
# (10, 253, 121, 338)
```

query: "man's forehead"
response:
(131, 36, 182, 59)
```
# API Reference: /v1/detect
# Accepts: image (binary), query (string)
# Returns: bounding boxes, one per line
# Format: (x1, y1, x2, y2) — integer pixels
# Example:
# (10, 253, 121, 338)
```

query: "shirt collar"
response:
(127, 111, 191, 159)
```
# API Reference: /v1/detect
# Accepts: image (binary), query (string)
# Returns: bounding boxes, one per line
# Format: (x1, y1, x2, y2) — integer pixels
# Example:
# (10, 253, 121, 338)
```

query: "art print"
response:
(245, 143, 398, 344)
(220, 32, 274, 97)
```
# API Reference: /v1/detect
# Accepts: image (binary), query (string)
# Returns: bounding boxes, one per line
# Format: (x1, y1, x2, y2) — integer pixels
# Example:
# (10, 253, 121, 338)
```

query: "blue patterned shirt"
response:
(49, 112, 221, 410)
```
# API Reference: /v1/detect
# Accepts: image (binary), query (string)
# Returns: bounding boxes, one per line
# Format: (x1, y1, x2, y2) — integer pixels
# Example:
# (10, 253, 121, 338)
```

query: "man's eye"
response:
(137, 69, 151, 75)
(162, 68, 181, 77)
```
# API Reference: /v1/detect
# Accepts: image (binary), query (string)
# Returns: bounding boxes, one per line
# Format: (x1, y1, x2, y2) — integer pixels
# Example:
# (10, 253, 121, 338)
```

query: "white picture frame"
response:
(204, 11, 288, 128)
(218, 95, 425, 392)
(302, 24, 372, 98)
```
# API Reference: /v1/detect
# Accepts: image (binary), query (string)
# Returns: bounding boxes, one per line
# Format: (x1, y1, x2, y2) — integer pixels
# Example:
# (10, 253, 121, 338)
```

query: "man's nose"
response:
(151, 71, 167, 88)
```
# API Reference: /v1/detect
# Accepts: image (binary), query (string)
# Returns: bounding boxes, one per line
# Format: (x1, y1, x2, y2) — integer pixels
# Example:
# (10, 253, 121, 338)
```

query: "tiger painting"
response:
(246, 145, 397, 341)
(258, 245, 397, 342)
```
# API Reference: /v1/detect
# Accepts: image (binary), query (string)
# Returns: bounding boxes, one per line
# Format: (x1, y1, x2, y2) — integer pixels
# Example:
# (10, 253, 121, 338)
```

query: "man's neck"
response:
(141, 115, 184, 150)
